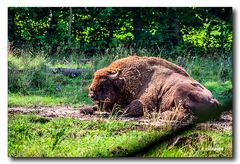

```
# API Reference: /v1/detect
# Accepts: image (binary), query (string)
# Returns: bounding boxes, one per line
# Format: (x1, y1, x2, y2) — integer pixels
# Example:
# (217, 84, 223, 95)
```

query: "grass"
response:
(8, 49, 233, 157)
(8, 113, 232, 157)
(8, 54, 93, 107)
(139, 129, 232, 157)
(8, 113, 166, 157)
(8, 93, 69, 107)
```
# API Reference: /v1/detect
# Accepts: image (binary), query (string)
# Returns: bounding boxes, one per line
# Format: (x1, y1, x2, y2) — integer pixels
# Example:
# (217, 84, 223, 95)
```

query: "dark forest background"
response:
(8, 7, 232, 57)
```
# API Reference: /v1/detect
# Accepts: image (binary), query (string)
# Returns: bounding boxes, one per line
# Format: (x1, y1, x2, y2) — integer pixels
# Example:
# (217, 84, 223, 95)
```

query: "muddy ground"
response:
(8, 106, 232, 131)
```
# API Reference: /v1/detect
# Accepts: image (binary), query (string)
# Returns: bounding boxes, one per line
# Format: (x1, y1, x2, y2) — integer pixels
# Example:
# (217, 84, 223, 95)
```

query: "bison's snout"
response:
(88, 91, 97, 100)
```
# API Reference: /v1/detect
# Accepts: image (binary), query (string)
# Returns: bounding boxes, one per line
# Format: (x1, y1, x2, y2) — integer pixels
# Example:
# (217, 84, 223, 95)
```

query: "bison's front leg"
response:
(79, 105, 98, 115)
(122, 100, 144, 117)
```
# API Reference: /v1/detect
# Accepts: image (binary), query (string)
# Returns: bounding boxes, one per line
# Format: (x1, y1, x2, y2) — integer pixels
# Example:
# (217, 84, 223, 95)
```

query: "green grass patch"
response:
(204, 80, 232, 103)
(8, 93, 66, 107)
(139, 129, 232, 157)
(8, 113, 166, 157)
(8, 113, 232, 157)
(8, 91, 92, 107)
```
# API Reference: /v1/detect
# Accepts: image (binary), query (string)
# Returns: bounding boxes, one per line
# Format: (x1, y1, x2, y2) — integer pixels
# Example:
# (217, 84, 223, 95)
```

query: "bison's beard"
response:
(94, 98, 115, 113)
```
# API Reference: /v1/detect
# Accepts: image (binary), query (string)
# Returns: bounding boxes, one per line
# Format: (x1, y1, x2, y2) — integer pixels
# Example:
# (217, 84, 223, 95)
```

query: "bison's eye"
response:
(98, 84, 105, 92)
(98, 82, 110, 93)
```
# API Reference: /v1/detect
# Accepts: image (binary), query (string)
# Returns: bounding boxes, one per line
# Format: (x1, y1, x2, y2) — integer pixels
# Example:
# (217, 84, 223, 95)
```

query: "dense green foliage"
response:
(8, 7, 232, 57)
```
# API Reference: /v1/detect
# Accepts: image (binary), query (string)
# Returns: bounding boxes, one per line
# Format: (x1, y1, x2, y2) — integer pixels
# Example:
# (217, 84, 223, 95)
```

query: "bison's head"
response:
(88, 68, 124, 111)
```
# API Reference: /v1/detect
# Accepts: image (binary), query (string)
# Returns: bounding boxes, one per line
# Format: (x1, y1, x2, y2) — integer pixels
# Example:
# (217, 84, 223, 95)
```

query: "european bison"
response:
(88, 56, 220, 122)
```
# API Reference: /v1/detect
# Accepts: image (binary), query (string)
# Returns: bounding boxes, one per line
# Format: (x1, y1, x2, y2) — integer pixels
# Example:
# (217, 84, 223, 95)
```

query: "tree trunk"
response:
(47, 8, 59, 55)
(167, 7, 183, 46)
(68, 7, 72, 45)
(133, 8, 142, 42)
(8, 8, 16, 42)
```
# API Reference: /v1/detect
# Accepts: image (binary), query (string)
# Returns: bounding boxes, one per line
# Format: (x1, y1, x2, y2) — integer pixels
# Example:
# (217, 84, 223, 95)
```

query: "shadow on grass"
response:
(126, 124, 195, 157)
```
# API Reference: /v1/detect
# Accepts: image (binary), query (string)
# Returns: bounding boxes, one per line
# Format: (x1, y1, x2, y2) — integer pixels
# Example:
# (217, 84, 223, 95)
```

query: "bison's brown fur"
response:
(89, 56, 220, 122)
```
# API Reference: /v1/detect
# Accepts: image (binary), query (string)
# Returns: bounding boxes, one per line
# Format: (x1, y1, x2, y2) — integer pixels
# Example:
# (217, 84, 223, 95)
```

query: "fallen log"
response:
(51, 67, 91, 77)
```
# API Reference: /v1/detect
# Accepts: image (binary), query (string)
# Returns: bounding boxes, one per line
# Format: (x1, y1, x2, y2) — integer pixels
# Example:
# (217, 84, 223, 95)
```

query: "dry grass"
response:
(142, 103, 195, 130)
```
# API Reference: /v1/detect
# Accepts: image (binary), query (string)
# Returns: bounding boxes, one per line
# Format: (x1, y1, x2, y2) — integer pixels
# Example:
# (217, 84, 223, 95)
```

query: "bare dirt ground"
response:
(8, 106, 232, 131)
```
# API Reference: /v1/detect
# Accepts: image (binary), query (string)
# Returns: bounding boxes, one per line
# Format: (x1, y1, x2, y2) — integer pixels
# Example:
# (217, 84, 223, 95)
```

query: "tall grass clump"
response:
(8, 54, 53, 94)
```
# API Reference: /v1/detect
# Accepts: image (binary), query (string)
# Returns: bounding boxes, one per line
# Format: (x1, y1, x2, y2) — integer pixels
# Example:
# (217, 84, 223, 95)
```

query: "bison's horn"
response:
(108, 71, 119, 79)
